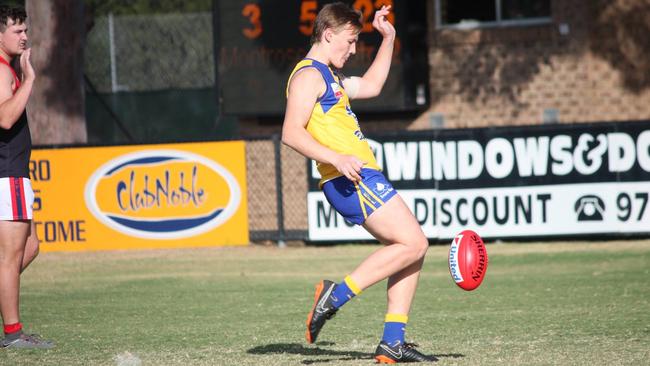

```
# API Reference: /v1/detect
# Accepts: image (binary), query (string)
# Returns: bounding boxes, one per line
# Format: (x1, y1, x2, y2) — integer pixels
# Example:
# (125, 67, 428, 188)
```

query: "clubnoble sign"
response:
(31, 141, 248, 252)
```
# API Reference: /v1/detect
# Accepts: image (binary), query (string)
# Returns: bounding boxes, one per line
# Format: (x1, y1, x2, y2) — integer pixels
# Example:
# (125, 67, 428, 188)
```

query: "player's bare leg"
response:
(386, 257, 424, 316)
(306, 195, 429, 345)
(354, 194, 428, 294)
(0, 220, 30, 326)
(360, 196, 436, 362)
(21, 221, 39, 273)
(0, 220, 53, 349)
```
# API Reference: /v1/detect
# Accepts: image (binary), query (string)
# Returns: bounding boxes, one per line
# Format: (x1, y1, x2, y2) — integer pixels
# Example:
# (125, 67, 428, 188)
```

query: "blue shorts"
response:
(322, 168, 397, 225)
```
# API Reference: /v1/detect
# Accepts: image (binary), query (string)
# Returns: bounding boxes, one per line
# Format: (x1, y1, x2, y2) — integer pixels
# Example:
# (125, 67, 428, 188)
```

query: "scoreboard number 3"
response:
(242, 3, 262, 39)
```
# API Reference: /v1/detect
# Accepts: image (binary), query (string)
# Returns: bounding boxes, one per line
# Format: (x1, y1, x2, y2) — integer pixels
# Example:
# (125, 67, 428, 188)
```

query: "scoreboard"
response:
(215, 0, 429, 116)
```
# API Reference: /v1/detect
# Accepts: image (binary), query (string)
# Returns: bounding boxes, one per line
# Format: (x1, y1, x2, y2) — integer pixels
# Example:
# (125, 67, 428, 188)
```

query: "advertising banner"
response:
(307, 121, 650, 241)
(31, 141, 248, 251)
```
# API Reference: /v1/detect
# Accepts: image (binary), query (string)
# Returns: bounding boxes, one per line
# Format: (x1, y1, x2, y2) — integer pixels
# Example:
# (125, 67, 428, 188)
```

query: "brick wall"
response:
(411, 0, 650, 130)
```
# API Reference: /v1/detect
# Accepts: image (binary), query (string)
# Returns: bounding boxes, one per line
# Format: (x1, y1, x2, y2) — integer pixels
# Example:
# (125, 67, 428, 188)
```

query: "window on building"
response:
(436, 0, 551, 29)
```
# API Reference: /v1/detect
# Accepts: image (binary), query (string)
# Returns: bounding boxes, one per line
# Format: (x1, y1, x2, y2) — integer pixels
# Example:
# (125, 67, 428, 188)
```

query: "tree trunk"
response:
(25, 0, 87, 144)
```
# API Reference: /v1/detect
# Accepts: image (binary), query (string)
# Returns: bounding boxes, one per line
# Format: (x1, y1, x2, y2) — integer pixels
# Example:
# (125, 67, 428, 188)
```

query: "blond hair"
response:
(311, 2, 362, 45)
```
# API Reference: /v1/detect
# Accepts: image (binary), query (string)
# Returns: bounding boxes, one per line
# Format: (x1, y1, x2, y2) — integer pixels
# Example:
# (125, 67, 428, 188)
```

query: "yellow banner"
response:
(31, 141, 249, 251)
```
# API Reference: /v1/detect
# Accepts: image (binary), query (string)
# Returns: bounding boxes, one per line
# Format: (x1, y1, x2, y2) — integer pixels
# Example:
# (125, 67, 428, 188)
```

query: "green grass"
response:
(3, 240, 649, 365)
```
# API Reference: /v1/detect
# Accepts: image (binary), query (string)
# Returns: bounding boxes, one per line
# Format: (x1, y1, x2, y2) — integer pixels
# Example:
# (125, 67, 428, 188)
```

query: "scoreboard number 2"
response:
(354, 0, 395, 33)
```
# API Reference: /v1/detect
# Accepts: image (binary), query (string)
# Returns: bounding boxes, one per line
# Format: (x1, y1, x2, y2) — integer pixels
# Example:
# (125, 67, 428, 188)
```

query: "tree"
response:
(26, 0, 87, 144)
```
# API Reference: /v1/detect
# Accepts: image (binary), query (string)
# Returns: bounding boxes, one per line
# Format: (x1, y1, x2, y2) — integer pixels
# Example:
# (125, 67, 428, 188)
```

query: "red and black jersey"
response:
(0, 56, 31, 178)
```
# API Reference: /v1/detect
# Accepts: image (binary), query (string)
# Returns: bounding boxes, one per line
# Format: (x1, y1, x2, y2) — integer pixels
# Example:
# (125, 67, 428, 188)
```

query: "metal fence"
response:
(85, 12, 214, 93)
(83, 10, 234, 145)
(245, 136, 309, 243)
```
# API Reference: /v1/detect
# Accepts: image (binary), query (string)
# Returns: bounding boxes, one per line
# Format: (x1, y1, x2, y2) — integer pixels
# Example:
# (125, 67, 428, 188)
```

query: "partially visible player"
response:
(282, 2, 435, 363)
(0, 4, 53, 349)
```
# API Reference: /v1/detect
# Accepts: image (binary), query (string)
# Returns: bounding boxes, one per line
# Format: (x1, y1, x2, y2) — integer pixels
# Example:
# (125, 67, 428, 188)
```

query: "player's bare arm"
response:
(0, 48, 33, 129)
(282, 68, 365, 182)
(343, 5, 395, 100)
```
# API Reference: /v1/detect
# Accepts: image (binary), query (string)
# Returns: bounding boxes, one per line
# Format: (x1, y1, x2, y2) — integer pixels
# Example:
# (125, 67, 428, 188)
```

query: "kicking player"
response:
(0, 5, 54, 349)
(282, 2, 435, 363)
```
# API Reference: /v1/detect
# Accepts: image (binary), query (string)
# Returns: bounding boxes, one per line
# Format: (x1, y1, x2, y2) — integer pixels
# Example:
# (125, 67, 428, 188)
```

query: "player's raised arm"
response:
(282, 68, 365, 182)
(343, 5, 395, 100)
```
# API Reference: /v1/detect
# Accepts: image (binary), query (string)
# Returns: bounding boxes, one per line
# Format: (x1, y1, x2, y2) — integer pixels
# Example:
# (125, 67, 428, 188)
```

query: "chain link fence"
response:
(83, 10, 235, 144)
(246, 136, 309, 243)
(85, 12, 214, 93)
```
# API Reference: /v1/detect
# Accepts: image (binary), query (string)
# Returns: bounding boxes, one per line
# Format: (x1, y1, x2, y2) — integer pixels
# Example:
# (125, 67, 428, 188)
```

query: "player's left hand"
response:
(372, 5, 396, 40)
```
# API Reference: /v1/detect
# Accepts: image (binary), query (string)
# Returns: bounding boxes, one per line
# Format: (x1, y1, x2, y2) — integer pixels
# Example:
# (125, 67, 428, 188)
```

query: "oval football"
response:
(448, 230, 488, 291)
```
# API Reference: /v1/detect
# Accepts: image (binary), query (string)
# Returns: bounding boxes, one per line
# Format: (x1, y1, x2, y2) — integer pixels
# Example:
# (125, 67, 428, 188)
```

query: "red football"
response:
(448, 230, 488, 291)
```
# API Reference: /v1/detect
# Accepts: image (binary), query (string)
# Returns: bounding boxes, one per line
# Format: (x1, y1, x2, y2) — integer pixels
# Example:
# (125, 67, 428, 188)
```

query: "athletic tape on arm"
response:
(343, 76, 360, 99)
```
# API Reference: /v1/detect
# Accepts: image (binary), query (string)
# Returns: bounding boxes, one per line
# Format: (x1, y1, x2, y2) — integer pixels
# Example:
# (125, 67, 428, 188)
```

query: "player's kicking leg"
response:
(362, 196, 437, 363)
(305, 193, 436, 361)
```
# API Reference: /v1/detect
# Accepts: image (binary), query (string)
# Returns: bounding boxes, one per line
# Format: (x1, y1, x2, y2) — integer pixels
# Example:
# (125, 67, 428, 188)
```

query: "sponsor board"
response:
(308, 182, 649, 240)
(31, 141, 248, 251)
(307, 121, 650, 241)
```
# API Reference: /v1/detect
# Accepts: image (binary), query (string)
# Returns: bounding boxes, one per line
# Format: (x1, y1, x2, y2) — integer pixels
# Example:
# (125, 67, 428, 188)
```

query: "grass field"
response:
(3, 240, 649, 365)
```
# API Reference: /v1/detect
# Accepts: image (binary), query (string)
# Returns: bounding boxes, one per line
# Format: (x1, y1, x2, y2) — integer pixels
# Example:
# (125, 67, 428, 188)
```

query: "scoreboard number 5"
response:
(299, 0, 318, 36)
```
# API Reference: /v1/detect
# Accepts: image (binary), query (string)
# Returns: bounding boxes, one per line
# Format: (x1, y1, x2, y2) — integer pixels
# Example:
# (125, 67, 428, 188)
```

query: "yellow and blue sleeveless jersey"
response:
(286, 58, 380, 186)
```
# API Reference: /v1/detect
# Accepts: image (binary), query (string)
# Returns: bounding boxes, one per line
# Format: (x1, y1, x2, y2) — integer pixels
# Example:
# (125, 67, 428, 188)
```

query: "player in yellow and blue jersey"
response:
(282, 3, 436, 363)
